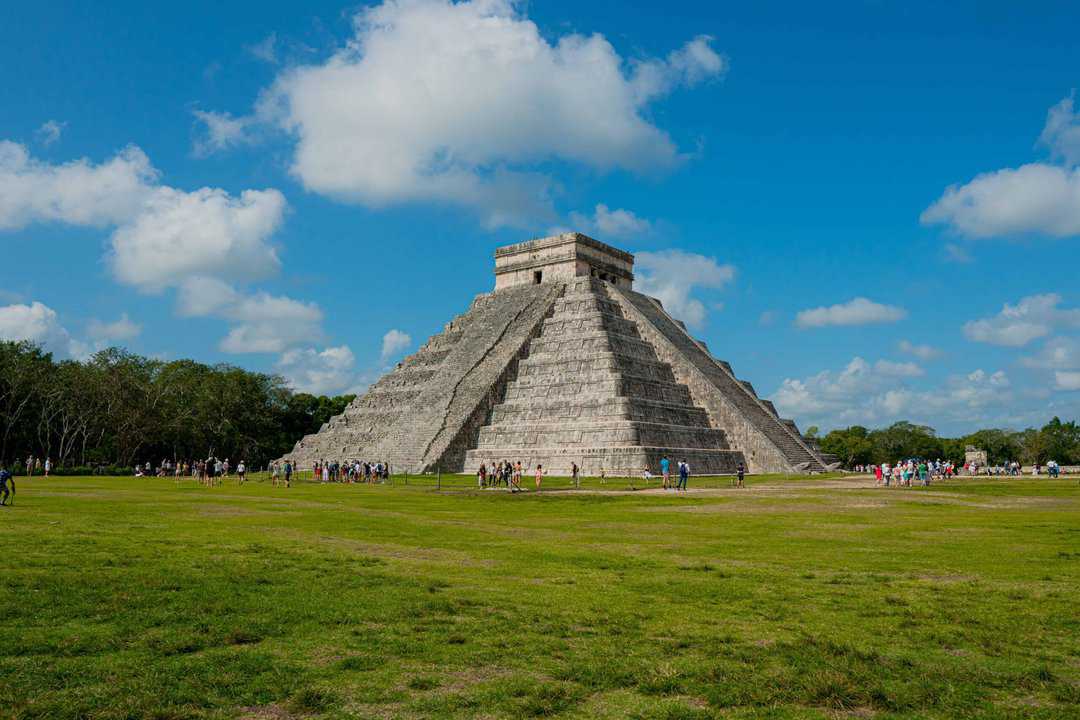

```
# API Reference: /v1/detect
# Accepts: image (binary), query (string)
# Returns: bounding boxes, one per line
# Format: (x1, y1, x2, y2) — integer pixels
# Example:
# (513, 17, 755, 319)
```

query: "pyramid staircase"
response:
(283, 282, 563, 472)
(462, 278, 746, 475)
(609, 286, 829, 473)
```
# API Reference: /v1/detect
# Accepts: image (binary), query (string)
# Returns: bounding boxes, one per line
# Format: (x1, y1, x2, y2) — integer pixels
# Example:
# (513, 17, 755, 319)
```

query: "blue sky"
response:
(2, 0, 1080, 435)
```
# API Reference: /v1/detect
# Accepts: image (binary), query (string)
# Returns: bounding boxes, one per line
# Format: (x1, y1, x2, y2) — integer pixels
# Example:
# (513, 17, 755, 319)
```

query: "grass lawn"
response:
(1, 474, 1078, 719)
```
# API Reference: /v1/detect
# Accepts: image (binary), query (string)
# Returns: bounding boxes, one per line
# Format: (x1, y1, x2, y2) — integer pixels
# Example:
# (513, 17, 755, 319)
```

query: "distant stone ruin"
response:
(282, 233, 830, 475)
(965, 446, 988, 467)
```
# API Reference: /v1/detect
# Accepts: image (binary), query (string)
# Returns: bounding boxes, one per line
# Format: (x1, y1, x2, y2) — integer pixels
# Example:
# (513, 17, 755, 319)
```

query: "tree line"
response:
(0, 341, 354, 473)
(814, 419, 1080, 468)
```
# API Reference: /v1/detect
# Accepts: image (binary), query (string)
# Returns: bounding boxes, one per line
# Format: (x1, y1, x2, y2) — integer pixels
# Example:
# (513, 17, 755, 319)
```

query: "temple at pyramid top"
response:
(494, 232, 635, 290)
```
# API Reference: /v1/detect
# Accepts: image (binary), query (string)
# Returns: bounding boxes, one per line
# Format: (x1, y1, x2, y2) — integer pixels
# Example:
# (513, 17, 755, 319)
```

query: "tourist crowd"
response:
(306, 459, 390, 484)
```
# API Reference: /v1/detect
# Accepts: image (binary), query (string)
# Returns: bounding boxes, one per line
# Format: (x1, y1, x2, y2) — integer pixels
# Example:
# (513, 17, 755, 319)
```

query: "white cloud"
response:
(568, 204, 651, 239)
(963, 294, 1080, 347)
(0, 301, 81, 357)
(35, 120, 66, 147)
(922, 93, 1080, 239)
(635, 249, 735, 327)
(218, 291, 323, 354)
(0, 141, 156, 230)
(176, 276, 323, 354)
(771, 357, 1015, 433)
(250, 0, 724, 226)
(1054, 371, 1080, 391)
(921, 163, 1080, 239)
(277, 345, 357, 395)
(898, 340, 942, 361)
(110, 186, 285, 292)
(247, 32, 279, 64)
(0, 142, 287, 293)
(1021, 336, 1080, 370)
(1038, 93, 1080, 167)
(192, 110, 255, 157)
(380, 329, 412, 362)
(176, 276, 240, 317)
(795, 297, 906, 329)
(87, 313, 141, 342)
(943, 242, 973, 263)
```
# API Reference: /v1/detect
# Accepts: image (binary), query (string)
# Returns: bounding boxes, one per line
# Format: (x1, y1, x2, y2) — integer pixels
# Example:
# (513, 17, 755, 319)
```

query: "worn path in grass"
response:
(1, 474, 1078, 720)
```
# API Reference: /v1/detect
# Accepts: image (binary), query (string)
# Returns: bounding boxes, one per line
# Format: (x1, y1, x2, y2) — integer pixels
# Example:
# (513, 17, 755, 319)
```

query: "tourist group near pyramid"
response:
(283, 233, 834, 476)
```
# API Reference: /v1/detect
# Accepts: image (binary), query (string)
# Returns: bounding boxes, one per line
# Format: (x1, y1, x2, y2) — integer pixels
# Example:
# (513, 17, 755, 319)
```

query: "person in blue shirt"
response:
(0, 464, 13, 506)
(660, 456, 671, 490)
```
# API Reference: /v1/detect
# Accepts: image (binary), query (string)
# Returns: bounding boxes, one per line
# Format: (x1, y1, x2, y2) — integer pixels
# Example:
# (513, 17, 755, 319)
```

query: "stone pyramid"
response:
(283, 233, 830, 475)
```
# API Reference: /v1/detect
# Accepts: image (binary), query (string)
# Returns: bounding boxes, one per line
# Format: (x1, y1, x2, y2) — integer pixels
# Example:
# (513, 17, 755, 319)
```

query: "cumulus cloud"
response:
(380, 329, 412, 362)
(176, 276, 322, 354)
(963, 294, 1080, 347)
(218, 292, 323, 354)
(0, 301, 82, 357)
(35, 120, 66, 147)
(110, 186, 285, 291)
(795, 297, 906, 329)
(772, 357, 1013, 432)
(898, 340, 942, 361)
(0, 142, 286, 292)
(0, 141, 157, 230)
(568, 204, 651, 239)
(87, 313, 141, 343)
(1021, 336, 1080, 370)
(192, 110, 256, 157)
(635, 249, 735, 327)
(1038, 93, 1080, 167)
(276, 345, 357, 395)
(244, 0, 725, 226)
(922, 93, 1080, 239)
(921, 163, 1080, 238)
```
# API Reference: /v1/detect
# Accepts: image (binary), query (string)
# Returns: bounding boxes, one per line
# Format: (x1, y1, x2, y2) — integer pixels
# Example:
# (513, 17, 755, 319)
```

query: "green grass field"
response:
(2, 474, 1078, 720)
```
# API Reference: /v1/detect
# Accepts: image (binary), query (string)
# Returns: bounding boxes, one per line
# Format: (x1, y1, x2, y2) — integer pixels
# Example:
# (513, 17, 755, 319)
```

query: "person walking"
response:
(44, 457, 52, 478)
(571, 462, 580, 489)
(535, 464, 545, 490)
(677, 460, 690, 491)
(237, 460, 246, 485)
(736, 462, 745, 489)
(0, 463, 13, 506)
(284, 460, 292, 488)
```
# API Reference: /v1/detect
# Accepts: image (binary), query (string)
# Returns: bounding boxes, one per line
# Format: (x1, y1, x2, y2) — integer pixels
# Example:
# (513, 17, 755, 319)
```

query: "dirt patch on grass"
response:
(238, 704, 299, 720)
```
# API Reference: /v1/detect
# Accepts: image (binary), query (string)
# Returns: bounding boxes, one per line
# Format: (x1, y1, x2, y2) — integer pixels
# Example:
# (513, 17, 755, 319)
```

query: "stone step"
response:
(463, 445, 746, 476)
(503, 376, 695, 406)
(490, 395, 713, 428)
(477, 420, 729, 450)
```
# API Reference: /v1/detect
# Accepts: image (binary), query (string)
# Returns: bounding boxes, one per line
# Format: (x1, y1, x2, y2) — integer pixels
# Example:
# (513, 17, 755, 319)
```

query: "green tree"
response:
(820, 426, 874, 467)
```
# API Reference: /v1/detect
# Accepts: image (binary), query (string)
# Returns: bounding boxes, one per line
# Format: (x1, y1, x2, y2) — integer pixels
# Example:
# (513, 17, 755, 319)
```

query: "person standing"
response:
(678, 460, 689, 491)
(736, 462, 745, 489)
(284, 460, 293, 488)
(237, 460, 246, 485)
(660, 455, 671, 490)
(0, 463, 13, 506)
(26, 456, 33, 478)
(535, 464, 544, 490)
(44, 457, 52, 478)
(571, 462, 580, 489)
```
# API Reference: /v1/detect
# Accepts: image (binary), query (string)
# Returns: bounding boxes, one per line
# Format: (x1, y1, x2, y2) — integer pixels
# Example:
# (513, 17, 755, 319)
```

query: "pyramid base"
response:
(463, 446, 745, 477)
